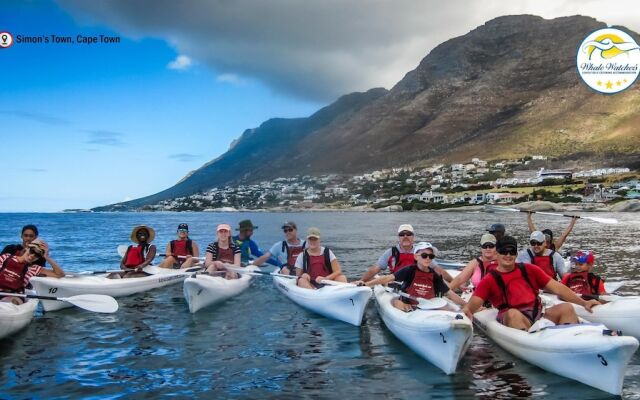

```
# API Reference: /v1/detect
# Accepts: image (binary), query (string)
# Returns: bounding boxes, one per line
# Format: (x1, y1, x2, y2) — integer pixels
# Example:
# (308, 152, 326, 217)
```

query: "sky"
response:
(1, 0, 639, 212)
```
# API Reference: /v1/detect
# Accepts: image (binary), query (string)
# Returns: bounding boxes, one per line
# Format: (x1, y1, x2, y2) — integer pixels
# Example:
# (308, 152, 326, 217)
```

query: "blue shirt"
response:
(232, 235, 279, 265)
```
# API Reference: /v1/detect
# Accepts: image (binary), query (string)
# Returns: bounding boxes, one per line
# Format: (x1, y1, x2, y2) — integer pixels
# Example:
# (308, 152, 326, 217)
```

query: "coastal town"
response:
(116, 156, 639, 212)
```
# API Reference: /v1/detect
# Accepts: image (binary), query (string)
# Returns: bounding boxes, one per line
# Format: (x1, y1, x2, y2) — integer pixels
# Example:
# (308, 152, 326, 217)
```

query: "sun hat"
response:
(237, 220, 258, 231)
(397, 224, 414, 234)
(306, 227, 321, 239)
(131, 225, 155, 243)
(480, 233, 497, 245)
(217, 223, 232, 232)
(27, 240, 45, 256)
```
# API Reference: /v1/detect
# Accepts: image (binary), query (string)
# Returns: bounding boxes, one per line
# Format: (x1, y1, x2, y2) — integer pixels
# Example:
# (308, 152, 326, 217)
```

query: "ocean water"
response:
(0, 211, 639, 399)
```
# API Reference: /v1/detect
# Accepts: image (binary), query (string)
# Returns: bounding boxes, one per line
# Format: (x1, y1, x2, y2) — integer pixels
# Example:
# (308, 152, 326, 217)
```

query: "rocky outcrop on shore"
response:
(609, 200, 640, 212)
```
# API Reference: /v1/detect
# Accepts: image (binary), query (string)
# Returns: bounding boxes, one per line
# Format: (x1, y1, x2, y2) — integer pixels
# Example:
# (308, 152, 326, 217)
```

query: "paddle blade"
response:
(416, 297, 448, 310)
(484, 205, 520, 213)
(585, 216, 618, 224)
(117, 245, 128, 257)
(63, 294, 119, 313)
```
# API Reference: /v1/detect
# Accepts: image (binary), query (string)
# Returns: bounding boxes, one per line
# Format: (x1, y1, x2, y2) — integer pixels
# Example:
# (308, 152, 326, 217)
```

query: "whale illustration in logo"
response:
(582, 34, 640, 60)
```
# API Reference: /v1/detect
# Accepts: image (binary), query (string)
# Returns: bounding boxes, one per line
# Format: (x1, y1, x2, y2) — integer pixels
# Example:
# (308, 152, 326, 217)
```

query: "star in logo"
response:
(606, 81, 613, 89)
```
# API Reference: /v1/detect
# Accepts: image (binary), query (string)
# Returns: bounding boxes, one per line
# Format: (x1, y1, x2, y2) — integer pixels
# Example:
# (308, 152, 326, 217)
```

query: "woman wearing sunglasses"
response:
(1, 224, 63, 271)
(448, 233, 499, 291)
(358, 242, 465, 312)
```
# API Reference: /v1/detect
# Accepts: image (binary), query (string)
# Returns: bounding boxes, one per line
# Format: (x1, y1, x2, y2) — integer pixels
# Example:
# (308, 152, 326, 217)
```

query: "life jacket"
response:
(211, 242, 236, 263)
(302, 248, 333, 281)
(489, 263, 541, 318)
(471, 256, 499, 287)
(400, 265, 443, 303)
(565, 272, 602, 296)
(123, 244, 151, 267)
(0, 255, 29, 292)
(282, 240, 305, 267)
(388, 246, 416, 273)
(170, 239, 193, 257)
(526, 249, 557, 280)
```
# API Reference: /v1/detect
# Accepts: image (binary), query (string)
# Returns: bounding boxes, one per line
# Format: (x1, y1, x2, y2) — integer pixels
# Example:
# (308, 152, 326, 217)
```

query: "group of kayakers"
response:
(1, 213, 610, 332)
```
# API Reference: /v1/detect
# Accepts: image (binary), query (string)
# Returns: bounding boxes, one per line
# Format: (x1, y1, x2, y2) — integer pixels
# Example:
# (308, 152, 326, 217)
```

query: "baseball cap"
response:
(529, 231, 545, 243)
(177, 223, 189, 231)
(307, 227, 321, 239)
(282, 221, 297, 229)
(487, 223, 505, 233)
(480, 233, 497, 245)
(496, 235, 518, 252)
(217, 224, 232, 232)
(414, 242, 435, 253)
(397, 224, 414, 234)
(572, 250, 595, 264)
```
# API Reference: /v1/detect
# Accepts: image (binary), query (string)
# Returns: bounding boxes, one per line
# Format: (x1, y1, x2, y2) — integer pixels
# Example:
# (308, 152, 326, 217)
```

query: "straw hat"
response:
(130, 225, 155, 243)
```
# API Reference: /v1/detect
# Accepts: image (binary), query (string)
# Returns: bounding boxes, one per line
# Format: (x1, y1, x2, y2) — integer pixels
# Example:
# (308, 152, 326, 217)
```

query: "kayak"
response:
(541, 293, 640, 340)
(0, 298, 38, 340)
(30, 267, 195, 312)
(183, 272, 253, 313)
(273, 276, 372, 326)
(373, 285, 473, 374)
(473, 307, 639, 395)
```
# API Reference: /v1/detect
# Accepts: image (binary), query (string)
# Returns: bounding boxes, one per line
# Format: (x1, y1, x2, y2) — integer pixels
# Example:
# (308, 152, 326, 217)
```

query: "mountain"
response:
(96, 15, 640, 210)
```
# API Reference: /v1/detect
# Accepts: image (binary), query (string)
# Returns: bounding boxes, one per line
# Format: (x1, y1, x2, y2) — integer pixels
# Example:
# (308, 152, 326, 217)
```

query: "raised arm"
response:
(527, 212, 536, 233)
(555, 216, 578, 250)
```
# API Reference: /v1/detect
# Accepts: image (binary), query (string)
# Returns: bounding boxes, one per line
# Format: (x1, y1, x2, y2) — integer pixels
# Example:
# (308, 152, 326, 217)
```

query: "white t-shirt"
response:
(294, 246, 336, 270)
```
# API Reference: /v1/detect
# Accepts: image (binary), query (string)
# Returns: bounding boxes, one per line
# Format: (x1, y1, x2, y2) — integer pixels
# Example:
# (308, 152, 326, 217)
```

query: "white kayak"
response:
(273, 275, 372, 326)
(373, 285, 472, 374)
(473, 307, 639, 395)
(0, 298, 39, 340)
(183, 271, 254, 313)
(541, 293, 640, 340)
(30, 266, 196, 311)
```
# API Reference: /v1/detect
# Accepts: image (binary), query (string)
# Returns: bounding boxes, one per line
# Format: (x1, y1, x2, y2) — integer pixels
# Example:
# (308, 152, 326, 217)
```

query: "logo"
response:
(577, 28, 640, 94)
(0, 31, 13, 48)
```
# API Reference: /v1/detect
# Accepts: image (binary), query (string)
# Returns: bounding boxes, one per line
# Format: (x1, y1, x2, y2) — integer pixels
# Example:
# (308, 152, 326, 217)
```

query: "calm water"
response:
(1, 211, 639, 399)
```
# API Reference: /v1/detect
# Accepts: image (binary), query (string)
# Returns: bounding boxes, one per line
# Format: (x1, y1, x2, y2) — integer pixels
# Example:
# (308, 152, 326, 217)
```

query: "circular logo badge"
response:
(577, 28, 640, 94)
(0, 31, 14, 49)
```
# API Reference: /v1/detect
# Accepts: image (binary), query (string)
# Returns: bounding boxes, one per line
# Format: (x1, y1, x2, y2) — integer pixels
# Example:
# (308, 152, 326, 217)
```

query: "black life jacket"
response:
(489, 263, 541, 319)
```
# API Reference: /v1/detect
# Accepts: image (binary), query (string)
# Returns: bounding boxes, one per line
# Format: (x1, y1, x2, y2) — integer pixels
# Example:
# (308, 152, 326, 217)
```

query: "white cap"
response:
(414, 242, 435, 254)
(530, 231, 545, 243)
(398, 224, 414, 234)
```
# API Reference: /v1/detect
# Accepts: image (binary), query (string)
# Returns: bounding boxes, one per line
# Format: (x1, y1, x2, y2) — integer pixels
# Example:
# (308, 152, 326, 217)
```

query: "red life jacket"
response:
(388, 246, 415, 273)
(302, 248, 333, 282)
(216, 246, 235, 263)
(170, 239, 193, 257)
(489, 263, 541, 317)
(565, 272, 602, 296)
(404, 266, 438, 303)
(282, 240, 306, 267)
(123, 244, 150, 267)
(0, 256, 29, 292)
(526, 249, 557, 280)
(476, 256, 498, 279)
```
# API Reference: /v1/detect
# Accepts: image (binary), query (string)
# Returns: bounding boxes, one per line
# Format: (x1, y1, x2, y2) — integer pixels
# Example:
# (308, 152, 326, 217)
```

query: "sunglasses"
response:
(481, 243, 495, 249)
(178, 229, 188, 233)
(530, 241, 543, 246)
(398, 232, 414, 237)
(419, 253, 435, 259)
(498, 248, 518, 256)
(283, 228, 294, 233)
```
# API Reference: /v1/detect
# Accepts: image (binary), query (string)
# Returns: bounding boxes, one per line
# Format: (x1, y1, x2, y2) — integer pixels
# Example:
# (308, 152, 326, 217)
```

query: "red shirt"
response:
(473, 263, 551, 310)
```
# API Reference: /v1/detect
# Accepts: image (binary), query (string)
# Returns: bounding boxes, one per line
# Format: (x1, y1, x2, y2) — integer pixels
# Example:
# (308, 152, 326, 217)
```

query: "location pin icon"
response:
(1, 35, 7, 44)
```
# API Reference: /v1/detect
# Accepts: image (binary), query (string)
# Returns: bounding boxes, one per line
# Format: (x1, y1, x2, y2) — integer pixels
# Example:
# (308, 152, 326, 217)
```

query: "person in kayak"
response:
(295, 227, 347, 289)
(253, 221, 306, 275)
(516, 231, 566, 280)
(0, 240, 65, 304)
(158, 223, 200, 269)
(487, 223, 506, 241)
(110, 225, 157, 278)
(527, 212, 578, 251)
(561, 250, 607, 298)
(205, 224, 241, 279)
(448, 233, 499, 291)
(232, 219, 277, 266)
(358, 224, 453, 283)
(1, 224, 63, 271)
(462, 236, 600, 330)
(358, 242, 466, 311)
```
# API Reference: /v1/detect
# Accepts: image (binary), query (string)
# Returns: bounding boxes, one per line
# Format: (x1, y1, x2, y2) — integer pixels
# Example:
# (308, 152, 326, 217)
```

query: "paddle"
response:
(224, 265, 357, 287)
(484, 205, 618, 224)
(583, 294, 640, 302)
(434, 259, 466, 269)
(383, 287, 448, 310)
(0, 292, 118, 313)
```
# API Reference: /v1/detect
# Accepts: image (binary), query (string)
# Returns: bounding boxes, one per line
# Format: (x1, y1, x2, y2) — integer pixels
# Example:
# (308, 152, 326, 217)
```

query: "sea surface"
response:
(1, 211, 639, 399)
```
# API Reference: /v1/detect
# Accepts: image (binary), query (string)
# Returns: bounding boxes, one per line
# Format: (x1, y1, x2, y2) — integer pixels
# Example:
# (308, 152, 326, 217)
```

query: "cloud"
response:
(168, 153, 201, 162)
(0, 110, 71, 125)
(84, 129, 125, 146)
(59, 0, 640, 102)
(167, 54, 193, 70)
(217, 73, 244, 85)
